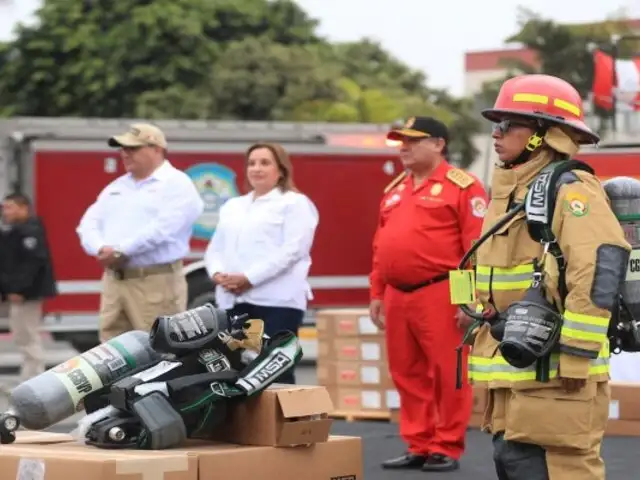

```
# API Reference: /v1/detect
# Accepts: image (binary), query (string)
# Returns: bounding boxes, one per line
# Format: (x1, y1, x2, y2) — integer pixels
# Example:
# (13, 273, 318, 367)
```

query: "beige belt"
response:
(111, 260, 182, 280)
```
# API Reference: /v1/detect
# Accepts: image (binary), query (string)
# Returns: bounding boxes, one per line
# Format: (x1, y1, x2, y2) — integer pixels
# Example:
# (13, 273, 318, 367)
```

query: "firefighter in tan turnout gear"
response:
(459, 74, 631, 479)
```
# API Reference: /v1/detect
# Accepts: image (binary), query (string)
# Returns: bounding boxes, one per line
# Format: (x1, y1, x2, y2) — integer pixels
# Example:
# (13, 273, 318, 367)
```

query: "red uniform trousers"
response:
(384, 279, 473, 460)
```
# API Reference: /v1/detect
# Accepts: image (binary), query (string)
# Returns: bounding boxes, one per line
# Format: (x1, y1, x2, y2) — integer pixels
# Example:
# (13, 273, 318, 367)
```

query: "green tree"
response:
(0, 0, 482, 163)
(319, 39, 480, 166)
(0, 0, 322, 117)
(328, 38, 431, 98)
(206, 37, 342, 120)
(428, 89, 481, 168)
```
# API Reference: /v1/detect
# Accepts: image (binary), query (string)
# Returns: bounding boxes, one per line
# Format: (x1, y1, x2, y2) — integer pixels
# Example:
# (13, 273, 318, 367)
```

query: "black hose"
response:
(457, 202, 526, 320)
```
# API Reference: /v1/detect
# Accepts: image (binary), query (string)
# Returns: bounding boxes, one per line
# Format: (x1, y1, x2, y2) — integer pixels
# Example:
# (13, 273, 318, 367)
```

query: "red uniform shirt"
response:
(370, 161, 488, 299)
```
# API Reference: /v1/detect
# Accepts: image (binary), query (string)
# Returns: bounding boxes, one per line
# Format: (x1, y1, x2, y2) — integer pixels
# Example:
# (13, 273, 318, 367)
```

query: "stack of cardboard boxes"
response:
(0, 385, 363, 480)
(606, 382, 640, 436)
(315, 308, 399, 418)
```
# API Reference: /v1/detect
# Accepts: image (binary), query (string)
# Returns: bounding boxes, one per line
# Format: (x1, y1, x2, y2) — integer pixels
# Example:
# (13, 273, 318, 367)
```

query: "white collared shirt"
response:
(204, 188, 319, 311)
(76, 160, 205, 267)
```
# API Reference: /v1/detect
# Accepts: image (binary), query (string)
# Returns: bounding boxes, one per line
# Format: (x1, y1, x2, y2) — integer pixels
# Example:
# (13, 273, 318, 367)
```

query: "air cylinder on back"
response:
(602, 176, 640, 322)
(9, 330, 162, 430)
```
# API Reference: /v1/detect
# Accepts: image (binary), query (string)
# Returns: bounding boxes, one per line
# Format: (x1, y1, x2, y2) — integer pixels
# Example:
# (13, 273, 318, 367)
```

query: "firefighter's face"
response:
(492, 118, 537, 163)
(1, 200, 27, 224)
(119, 145, 162, 176)
(398, 136, 445, 170)
(247, 147, 280, 193)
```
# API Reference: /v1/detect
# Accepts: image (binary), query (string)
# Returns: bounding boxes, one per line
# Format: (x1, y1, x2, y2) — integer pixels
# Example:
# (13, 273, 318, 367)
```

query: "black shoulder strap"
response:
(524, 159, 595, 243)
(523, 159, 595, 306)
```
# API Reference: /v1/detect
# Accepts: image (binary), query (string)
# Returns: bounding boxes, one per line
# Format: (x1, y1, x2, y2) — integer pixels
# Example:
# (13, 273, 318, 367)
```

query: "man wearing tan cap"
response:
(76, 123, 205, 341)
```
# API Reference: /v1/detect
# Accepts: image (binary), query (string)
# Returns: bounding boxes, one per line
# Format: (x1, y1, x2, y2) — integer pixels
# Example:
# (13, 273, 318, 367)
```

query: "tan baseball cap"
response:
(108, 123, 168, 149)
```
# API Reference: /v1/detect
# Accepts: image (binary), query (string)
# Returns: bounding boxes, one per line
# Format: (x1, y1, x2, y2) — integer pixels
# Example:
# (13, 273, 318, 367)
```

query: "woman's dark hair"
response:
(245, 142, 298, 192)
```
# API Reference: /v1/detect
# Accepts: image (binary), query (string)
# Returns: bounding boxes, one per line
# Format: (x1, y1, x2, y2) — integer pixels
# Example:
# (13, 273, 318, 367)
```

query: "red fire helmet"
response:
(482, 74, 599, 145)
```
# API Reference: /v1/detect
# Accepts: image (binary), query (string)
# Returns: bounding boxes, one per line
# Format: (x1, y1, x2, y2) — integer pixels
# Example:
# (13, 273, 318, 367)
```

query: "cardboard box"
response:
(191, 435, 363, 480)
(1, 432, 362, 480)
(326, 386, 399, 412)
(316, 309, 380, 337)
(390, 408, 400, 423)
(468, 413, 484, 430)
(606, 381, 640, 437)
(606, 420, 640, 436)
(609, 382, 640, 421)
(318, 337, 386, 362)
(0, 433, 198, 480)
(215, 384, 334, 446)
(317, 360, 394, 389)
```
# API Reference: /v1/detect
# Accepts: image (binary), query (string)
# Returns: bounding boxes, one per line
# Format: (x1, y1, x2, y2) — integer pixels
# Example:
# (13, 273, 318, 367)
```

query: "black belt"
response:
(390, 272, 449, 293)
(111, 261, 180, 281)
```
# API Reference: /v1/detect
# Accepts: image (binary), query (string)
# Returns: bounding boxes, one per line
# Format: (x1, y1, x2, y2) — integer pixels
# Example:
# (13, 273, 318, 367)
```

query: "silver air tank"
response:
(7, 330, 161, 431)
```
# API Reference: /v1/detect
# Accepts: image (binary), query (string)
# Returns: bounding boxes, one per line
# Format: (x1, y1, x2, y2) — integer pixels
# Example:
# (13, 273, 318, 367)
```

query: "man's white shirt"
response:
(204, 188, 319, 311)
(76, 160, 205, 267)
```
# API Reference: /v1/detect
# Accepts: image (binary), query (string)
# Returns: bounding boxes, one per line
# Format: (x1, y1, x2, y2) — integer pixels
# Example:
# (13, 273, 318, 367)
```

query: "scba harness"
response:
(456, 160, 640, 387)
(74, 304, 303, 450)
(521, 160, 640, 359)
(496, 159, 596, 375)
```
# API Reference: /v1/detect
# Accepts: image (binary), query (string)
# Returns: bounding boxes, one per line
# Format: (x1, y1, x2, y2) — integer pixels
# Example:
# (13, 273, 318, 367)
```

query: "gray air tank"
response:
(602, 176, 640, 322)
(9, 330, 161, 430)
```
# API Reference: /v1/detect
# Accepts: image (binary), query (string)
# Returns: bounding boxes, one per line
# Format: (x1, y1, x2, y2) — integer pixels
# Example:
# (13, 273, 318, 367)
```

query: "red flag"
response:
(592, 49, 640, 111)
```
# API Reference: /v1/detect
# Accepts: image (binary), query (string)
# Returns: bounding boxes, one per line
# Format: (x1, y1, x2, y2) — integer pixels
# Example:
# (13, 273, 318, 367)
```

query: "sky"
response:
(1, 0, 639, 96)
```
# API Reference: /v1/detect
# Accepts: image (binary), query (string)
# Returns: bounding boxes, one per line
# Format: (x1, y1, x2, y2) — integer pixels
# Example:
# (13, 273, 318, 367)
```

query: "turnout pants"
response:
(384, 279, 473, 459)
(490, 383, 609, 479)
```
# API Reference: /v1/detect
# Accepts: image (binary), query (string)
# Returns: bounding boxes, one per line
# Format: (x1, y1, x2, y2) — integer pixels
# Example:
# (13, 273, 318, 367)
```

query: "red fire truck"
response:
(576, 142, 640, 180)
(0, 117, 405, 354)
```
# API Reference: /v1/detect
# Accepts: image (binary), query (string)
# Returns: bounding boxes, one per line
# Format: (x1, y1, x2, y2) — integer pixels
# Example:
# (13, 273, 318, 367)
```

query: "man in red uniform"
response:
(370, 116, 488, 472)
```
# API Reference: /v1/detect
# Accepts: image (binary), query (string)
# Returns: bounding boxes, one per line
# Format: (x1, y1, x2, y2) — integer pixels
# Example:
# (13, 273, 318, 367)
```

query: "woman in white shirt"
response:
(204, 142, 319, 384)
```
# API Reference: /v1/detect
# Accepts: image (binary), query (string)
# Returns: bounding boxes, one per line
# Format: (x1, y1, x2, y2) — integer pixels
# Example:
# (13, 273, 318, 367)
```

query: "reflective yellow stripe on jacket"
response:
(472, 263, 610, 384)
(469, 342, 610, 383)
(561, 310, 610, 344)
(476, 264, 534, 292)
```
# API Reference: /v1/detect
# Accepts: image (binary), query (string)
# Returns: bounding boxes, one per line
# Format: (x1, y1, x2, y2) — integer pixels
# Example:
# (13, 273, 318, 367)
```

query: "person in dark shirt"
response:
(0, 193, 57, 381)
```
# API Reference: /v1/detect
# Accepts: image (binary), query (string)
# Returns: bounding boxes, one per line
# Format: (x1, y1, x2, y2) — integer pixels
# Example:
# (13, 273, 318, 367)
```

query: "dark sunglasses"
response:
(493, 119, 536, 135)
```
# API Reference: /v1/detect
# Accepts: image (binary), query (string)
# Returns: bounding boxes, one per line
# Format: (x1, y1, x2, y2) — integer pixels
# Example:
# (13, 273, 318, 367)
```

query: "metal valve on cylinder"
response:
(108, 426, 126, 442)
(0, 411, 20, 444)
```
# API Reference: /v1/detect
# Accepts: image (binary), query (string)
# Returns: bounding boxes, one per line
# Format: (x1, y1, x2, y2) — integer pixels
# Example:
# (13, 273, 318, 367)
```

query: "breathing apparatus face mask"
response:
(495, 253, 563, 368)
(456, 217, 563, 373)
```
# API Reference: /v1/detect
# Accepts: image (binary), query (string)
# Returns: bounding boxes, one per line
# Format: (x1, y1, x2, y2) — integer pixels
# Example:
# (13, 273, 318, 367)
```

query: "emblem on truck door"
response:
(185, 163, 239, 240)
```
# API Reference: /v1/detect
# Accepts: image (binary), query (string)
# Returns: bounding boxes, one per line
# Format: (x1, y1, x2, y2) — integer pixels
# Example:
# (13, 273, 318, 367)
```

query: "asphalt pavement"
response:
(0, 341, 639, 478)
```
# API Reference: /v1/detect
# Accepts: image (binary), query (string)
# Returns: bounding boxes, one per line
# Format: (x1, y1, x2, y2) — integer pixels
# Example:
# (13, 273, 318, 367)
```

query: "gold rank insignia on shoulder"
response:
(384, 171, 407, 194)
(446, 168, 475, 189)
